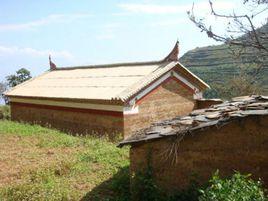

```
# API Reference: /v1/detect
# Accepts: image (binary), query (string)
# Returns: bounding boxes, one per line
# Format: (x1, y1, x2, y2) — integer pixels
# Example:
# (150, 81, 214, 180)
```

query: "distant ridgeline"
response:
(180, 23, 268, 94)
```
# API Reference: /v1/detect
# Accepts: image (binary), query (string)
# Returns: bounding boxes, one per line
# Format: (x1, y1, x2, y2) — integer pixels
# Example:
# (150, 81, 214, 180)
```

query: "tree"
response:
(0, 82, 6, 95)
(3, 68, 32, 104)
(187, 0, 268, 98)
(0, 82, 8, 104)
(188, 0, 268, 54)
(6, 68, 32, 88)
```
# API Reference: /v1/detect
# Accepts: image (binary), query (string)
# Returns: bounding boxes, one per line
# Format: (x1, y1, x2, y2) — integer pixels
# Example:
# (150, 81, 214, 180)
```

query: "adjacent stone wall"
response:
(124, 77, 195, 137)
(129, 115, 268, 194)
(195, 99, 223, 109)
(10, 102, 124, 138)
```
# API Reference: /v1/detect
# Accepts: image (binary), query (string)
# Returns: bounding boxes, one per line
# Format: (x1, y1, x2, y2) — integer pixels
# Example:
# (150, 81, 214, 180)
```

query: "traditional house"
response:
(5, 42, 209, 138)
(119, 95, 268, 193)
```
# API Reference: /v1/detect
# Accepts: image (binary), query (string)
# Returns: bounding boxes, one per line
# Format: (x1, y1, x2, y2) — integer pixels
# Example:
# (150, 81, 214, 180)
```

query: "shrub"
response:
(199, 171, 268, 201)
(131, 171, 201, 201)
(105, 167, 130, 201)
(130, 150, 200, 201)
(132, 167, 162, 201)
(168, 181, 200, 201)
(0, 105, 10, 120)
(129, 170, 268, 201)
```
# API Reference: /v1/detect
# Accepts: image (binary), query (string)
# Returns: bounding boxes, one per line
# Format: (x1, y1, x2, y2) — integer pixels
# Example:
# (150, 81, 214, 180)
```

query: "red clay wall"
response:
(10, 102, 124, 138)
(124, 77, 195, 137)
(129, 115, 268, 194)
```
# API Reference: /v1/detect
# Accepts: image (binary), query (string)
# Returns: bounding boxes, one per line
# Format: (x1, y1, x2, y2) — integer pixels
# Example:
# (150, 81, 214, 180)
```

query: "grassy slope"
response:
(0, 120, 129, 201)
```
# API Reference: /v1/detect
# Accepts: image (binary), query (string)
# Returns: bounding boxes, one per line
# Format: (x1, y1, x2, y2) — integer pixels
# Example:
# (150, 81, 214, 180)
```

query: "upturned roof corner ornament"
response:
(49, 55, 57, 71)
(163, 40, 179, 62)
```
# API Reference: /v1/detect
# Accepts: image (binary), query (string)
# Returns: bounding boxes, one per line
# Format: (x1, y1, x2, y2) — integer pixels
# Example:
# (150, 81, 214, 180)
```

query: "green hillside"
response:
(180, 23, 268, 95)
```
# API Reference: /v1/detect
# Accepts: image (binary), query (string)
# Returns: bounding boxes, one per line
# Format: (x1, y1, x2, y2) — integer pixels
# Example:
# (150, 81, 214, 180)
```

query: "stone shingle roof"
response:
(119, 95, 268, 147)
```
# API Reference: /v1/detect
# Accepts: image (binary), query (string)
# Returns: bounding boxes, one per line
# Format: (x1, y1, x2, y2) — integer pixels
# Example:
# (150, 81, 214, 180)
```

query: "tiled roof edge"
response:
(56, 60, 164, 71)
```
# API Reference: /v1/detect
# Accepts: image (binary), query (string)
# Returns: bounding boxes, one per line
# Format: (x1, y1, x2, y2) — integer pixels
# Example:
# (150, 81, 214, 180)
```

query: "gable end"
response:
(126, 69, 203, 107)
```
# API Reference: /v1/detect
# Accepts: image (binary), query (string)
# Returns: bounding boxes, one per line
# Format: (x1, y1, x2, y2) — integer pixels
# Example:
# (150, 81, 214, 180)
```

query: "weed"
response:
(199, 171, 268, 201)
(0, 168, 73, 201)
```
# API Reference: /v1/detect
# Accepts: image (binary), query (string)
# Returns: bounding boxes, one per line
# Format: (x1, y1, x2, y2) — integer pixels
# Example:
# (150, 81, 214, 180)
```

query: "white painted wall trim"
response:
(128, 70, 203, 106)
(172, 71, 203, 100)
(194, 92, 203, 99)
(10, 97, 124, 112)
(123, 105, 139, 115)
(172, 71, 197, 91)
(128, 72, 171, 105)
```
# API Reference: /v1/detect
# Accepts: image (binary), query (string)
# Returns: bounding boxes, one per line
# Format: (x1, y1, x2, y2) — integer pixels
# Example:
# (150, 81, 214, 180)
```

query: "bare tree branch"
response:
(188, 0, 268, 52)
(187, 0, 268, 99)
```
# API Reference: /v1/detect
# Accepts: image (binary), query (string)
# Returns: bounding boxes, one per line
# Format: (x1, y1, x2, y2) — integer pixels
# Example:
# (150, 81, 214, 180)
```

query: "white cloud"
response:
(0, 45, 73, 60)
(118, 1, 235, 14)
(0, 13, 92, 31)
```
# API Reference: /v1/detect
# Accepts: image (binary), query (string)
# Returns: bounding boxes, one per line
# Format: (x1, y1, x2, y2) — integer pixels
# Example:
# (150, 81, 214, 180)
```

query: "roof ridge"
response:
(56, 60, 166, 71)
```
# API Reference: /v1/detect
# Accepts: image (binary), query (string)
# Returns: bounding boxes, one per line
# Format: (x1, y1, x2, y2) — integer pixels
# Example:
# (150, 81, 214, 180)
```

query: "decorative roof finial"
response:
(49, 55, 57, 71)
(163, 40, 179, 62)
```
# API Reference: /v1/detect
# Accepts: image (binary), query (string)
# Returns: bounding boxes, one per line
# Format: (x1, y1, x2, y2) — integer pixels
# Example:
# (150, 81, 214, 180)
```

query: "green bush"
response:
(130, 150, 200, 201)
(131, 171, 201, 201)
(0, 105, 10, 120)
(105, 167, 130, 201)
(199, 171, 268, 201)
(128, 170, 268, 201)
(132, 167, 162, 201)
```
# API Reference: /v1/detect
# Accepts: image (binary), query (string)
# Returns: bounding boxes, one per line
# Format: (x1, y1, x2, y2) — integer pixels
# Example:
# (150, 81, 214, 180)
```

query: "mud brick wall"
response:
(10, 102, 124, 138)
(129, 115, 268, 194)
(195, 99, 223, 109)
(124, 77, 195, 137)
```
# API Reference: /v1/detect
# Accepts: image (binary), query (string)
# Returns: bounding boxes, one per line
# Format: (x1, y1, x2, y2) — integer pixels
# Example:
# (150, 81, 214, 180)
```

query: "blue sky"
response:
(0, 0, 266, 82)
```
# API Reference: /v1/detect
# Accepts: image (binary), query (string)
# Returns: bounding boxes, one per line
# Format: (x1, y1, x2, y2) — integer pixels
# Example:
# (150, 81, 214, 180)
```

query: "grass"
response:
(1, 121, 267, 201)
(0, 120, 129, 201)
